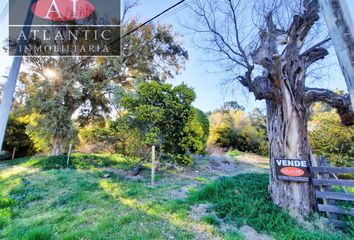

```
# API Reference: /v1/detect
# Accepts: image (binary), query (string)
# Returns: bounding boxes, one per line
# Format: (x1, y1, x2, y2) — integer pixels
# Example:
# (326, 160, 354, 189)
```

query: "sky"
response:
(0, 0, 353, 113)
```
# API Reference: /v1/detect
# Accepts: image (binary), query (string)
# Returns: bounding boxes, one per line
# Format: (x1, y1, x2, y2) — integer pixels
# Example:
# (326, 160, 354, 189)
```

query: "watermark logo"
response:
(9, 0, 121, 56)
(32, 0, 95, 21)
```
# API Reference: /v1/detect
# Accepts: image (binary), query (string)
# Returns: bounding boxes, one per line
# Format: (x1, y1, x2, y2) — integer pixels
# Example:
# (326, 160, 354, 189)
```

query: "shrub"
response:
(79, 118, 142, 157)
(3, 114, 36, 158)
(167, 154, 193, 166)
(121, 82, 206, 165)
(208, 109, 268, 155)
(309, 110, 354, 167)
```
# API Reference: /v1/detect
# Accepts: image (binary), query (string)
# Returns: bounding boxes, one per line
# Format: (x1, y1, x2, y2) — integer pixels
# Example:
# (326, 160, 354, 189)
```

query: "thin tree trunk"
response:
(67, 143, 72, 166)
(51, 137, 62, 156)
(266, 84, 315, 216)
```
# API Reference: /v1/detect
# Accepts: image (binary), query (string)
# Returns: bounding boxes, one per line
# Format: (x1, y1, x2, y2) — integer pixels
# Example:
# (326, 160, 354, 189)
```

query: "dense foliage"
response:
(2, 114, 35, 159)
(208, 108, 268, 156)
(4, 19, 188, 156)
(78, 118, 142, 157)
(121, 81, 206, 165)
(309, 103, 354, 167)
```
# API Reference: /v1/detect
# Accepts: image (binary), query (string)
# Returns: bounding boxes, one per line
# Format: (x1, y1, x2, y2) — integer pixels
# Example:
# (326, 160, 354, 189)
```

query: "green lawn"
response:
(0, 154, 351, 239)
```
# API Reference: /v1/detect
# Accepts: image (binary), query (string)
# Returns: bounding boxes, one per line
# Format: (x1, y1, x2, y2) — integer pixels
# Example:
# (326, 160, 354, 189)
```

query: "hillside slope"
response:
(0, 153, 350, 239)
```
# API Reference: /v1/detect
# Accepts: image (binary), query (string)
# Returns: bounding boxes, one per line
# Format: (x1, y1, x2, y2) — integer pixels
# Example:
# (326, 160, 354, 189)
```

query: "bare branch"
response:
(238, 69, 278, 101)
(305, 87, 354, 125)
(287, 0, 320, 49)
(301, 38, 331, 67)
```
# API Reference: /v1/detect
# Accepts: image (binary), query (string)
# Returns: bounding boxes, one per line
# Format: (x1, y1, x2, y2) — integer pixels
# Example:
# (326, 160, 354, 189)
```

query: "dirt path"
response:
(159, 152, 271, 240)
(99, 152, 271, 240)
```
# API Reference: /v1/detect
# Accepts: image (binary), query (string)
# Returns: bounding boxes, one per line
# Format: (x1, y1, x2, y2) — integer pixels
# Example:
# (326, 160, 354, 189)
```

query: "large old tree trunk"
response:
(242, 1, 354, 216)
(193, 0, 354, 216)
(266, 86, 314, 216)
(51, 137, 63, 156)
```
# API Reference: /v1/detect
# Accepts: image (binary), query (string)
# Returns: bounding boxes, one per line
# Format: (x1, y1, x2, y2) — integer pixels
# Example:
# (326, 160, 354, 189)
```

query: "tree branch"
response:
(238, 69, 278, 102)
(301, 38, 331, 68)
(305, 87, 354, 125)
(287, 0, 320, 49)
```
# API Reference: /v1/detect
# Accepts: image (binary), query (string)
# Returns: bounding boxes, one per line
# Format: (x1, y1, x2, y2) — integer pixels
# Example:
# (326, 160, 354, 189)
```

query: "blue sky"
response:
(0, 0, 353, 112)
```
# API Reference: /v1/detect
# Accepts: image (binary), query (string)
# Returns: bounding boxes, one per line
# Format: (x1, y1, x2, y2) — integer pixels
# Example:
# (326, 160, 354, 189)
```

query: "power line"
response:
(0, 3, 9, 20)
(120, 0, 186, 39)
(157, 0, 194, 22)
(67, 0, 187, 71)
(9, 0, 16, 10)
(0, 0, 18, 23)
(5, 0, 189, 72)
(118, 0, 194, 64)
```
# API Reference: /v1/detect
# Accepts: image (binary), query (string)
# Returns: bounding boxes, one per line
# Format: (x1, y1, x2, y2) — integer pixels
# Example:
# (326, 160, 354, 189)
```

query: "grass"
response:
(0, 154, 351, 239)
(187, 173, 352, 240)
(330, 186, 354, 233)
(0, 154, 202, 239)
(4, 153, 140, 171)
(227, 150, 242, 158)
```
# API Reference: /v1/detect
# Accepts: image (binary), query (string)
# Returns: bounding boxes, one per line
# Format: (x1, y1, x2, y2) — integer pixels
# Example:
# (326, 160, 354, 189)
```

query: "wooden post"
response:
(151, 146, 156, 186)
(320, 0, 354, 111)
(67, 143, 72, 166)
(314, 156, 337, 219)
(11, 147, 16, 160)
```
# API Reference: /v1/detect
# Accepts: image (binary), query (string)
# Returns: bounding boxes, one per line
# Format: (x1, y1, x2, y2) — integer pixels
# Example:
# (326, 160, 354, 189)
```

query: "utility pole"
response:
(0, 0, 36, 150)
(320, 0, 354, 111)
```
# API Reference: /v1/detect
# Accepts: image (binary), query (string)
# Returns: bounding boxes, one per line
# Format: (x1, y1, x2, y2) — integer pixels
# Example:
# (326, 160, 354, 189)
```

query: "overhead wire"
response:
(0, 0, 18, 23)
(119, 0, 194, 63)
(120, 0, 186, 39)
(2, 0, 17, 18)
(7, 0, 193, 72)
(156, 0, 194, 22)
(67, 0, 190, 70)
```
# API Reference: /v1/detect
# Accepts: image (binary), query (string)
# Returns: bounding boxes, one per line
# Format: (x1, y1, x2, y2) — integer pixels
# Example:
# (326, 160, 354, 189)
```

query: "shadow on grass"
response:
(2, 155, 350, 240)
(0, 154, 140, 172)
(0, 161, 197, 240)
(187, 173, 353, 240)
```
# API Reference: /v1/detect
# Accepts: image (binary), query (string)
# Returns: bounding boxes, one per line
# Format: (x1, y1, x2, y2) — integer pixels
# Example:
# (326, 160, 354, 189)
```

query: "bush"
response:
(0, 151, 11, 161)
(167, 154, 193, 166)
(121, 82, 206, 164)
(3, 114, 36, 158)
(208, 109, 268, 156)
(309, 110, 354, 167)
(79, 118, 142, 157)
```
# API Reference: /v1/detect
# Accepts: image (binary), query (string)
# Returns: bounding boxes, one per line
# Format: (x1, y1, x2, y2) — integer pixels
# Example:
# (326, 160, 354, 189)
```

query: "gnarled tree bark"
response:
(192, 0, 354, 216)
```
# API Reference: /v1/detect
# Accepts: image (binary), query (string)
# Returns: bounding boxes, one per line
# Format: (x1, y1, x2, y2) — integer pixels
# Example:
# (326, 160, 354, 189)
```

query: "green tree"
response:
(309, 106, 354, 167)
(78, 116, 142, 157)
(215, 101, 245, 113)
(121, 81, 204, 165)
(17, 19, 188, 155)
(20, 64, 81, 155)
(3, 113, 35, 158)
(193, 108, 210, 145)
(208, 108, 268, 155)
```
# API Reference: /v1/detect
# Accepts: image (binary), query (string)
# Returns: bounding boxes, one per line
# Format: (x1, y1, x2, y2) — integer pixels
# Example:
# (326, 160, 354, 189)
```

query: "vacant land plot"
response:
(0, 153, 351, 239)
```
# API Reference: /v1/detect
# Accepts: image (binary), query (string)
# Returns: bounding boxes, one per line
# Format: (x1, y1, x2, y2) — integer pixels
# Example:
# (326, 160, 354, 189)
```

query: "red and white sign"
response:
(32, 0, 95, 21)
(275, 159, 310, 182)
